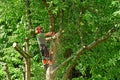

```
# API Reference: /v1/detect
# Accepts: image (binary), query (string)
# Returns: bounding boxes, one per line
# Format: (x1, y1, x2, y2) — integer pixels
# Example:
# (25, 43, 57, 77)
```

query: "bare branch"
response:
(51, 27, 116, 74)
(62, 64, 73, 80)
(51, 56, 73, 74)
(12, 43, 31, 58)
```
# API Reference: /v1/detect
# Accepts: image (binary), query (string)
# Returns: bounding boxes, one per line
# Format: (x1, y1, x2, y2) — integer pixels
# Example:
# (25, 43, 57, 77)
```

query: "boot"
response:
(48, 60, 53, 65)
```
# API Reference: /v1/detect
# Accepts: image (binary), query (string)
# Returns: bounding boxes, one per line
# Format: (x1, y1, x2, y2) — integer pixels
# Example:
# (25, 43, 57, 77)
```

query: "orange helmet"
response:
(35, 26, 42, 34)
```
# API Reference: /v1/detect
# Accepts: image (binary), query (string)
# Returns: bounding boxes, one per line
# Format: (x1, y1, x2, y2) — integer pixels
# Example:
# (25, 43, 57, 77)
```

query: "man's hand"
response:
(45, 32, 55, 37)
(51, 32, 55, 36)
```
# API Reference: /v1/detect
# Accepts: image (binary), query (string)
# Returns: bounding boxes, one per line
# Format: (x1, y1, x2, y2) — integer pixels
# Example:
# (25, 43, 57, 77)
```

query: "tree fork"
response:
(13, 42, 31, 80)
(41, 1, 56, 80)
(13, 43, 31, 58)
(43, 27, 117, 80)
(61, 27, 117, 80)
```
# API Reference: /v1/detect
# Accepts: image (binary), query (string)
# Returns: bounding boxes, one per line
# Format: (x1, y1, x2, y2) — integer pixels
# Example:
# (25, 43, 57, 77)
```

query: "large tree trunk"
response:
(22, 60, 25, 80)
(41, 1, 56, 80)
(46, 66, 54, 80)
(24, 39, 31, 80)
(41, 1, 64, 80)
(24, 0, 32, 79)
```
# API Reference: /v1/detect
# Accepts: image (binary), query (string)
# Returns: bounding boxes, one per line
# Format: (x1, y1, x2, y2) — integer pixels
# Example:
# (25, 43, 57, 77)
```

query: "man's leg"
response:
(44, 45, 53, 65)
(48, 56, 53, 65)
(41, 56, 49, 70)
(40, 45, 48, 70)
(42, 57, 47, 65)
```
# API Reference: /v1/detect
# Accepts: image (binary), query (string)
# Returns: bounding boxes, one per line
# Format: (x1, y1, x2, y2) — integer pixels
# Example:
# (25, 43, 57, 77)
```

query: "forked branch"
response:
(13, 43, 31, 58)
(52, 27, 117, 74)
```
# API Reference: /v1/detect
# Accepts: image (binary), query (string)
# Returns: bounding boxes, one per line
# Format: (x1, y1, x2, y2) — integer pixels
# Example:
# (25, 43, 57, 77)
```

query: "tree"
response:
(0, 0, 120, 80)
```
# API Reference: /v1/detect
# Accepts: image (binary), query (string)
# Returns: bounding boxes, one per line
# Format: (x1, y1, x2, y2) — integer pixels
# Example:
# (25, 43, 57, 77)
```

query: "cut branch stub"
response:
(13, 42, 17, 48)
(12, 42, 31, 58)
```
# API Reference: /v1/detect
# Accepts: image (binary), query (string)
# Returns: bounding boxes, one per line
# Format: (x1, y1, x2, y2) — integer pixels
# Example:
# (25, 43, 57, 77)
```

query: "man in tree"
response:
(35, 26, 55, 69)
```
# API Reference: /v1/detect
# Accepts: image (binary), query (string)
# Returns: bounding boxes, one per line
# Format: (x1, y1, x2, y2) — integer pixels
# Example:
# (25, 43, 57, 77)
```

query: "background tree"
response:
(0, 0, 120, 80)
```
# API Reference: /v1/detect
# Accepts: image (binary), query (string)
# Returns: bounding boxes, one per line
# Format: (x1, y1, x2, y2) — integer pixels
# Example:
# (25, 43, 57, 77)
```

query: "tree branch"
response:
(62, 64, 73, 80)
(51, 56, 73, 74)
(51, 27, 116, 74)
(12, 43, 31, 58)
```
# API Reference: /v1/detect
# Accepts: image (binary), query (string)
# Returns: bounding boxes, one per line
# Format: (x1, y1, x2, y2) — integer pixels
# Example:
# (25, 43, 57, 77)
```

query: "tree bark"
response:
(42, 1, 56, 80)
(46, 66, 54, 80)
(23, 39, 30, 80)
(24, 58, 30, 80)
(22, 61, 26, 80)
(13, 42, 31, 80)
(23, 0, 32, 79)
(3, 63, 11, 80)
(62, 65, 73, 80)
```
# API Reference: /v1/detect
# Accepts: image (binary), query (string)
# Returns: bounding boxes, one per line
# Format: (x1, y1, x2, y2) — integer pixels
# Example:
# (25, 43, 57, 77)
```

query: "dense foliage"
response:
(0, 0, 120, 80)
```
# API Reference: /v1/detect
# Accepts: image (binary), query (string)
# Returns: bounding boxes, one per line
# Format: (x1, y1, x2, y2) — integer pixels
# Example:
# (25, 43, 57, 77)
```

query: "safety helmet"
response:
(35, 26, 42, 34)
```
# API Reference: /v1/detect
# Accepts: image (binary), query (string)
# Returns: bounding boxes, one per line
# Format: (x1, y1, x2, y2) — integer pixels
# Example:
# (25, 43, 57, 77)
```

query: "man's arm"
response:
(45, 30, 64, 41)
(45, 32, 58, 41)
(45, 32, 55, 37)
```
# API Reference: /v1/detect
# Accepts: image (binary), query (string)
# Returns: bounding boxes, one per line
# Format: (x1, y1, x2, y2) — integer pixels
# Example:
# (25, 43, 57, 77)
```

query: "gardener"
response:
(35, 26, 55, 69)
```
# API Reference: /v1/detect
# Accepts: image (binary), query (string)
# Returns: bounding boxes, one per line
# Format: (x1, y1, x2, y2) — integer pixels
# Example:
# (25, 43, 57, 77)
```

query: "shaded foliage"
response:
(0, 0, 120, 80)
